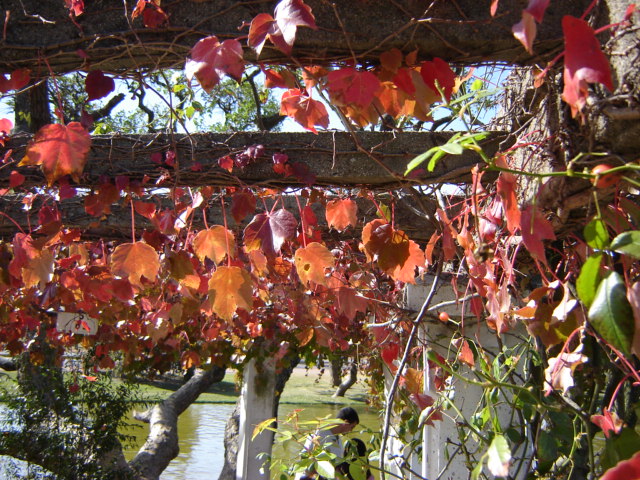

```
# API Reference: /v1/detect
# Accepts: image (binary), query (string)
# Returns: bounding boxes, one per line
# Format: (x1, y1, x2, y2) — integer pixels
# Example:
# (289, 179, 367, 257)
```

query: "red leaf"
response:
(521, 205, 556, 263)
(512, 0, 549, 53)
(280, 89, 329, 133)
(513, 11, 537, 54)
(244, 209, 298, 257)
(274, 0, 317, 47)
(562, 16, 614, 118)
(381, 342, 400, 367)
(9, 170, 24, 189)
(600, 451, 640, 480)
(231, 190, 257, 223)
(336, 287, 369, 320)
(420, 58, 456, 101)
(218, 155, 234, 172)
(490, 0, 500, 16)
(0, 69, 30, 94)
(134, 201, 156, 219)
(393, 68, 416, 95)
(85, 70, 115, 101)
(326, 198, 358, 232)
(591, 408, 624, 438)
(185, 36, 245, 93)
(457, 338, 475, 367)
(264, 68, 298, 89)
(525, 0, 550, 22)
(20, 122, 91, 185)
(142, 6, 168, 28)
(495, 156, 521, 234)
(64, 0, 84, 17)
(248, 13, 283, 56)
(327, 68, 381, 109)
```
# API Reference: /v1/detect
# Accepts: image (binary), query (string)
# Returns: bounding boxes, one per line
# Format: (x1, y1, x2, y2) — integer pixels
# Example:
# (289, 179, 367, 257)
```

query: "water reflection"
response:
(125, 403, 236, 479)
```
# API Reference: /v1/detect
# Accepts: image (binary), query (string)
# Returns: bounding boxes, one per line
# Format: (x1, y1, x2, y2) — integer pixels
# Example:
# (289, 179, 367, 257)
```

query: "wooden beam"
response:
(0, 191, 439, 242)
(4, 131, 505, 190)
(1, 0, 591, 75)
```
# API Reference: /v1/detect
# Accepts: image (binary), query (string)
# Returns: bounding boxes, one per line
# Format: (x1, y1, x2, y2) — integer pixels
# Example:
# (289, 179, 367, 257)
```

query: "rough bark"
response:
(130, 365, 226, 480)
(0, 1, 592, 75)
(330, 356, 343, 388)
(333, 362, 358, 398)
(3, 131, 504, 190)
(13, 81, 52, 133)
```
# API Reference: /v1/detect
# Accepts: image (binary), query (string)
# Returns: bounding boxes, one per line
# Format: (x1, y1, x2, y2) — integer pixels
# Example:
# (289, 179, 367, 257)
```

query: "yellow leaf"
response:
(208, 266, 253, 321)
(193, 226, 236, 263)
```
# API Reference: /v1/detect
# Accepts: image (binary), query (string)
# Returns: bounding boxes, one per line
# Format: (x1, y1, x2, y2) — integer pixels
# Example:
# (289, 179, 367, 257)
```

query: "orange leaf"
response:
(110, 242, 160, 287)
(362, 220, 425, 283)
(181, 351, 201, 370)
(326, 198, 357, 232)
(208, 266, 253, 321)
(401, 367, 423, 395)
(20, 122, 91, 185)
(294, 242, 335, 286)
(193, 226, 236, 264)
(22, 249, 54, 289)
(280, 89, 329, 134)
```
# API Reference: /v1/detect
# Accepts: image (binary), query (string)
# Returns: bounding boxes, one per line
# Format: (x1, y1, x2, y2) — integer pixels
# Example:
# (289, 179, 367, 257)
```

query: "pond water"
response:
(0, 400, 380, 479)
(124, 403, 381, 480)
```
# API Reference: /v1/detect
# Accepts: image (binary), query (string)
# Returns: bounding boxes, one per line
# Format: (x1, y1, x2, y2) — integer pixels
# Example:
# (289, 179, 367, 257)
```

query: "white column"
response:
(236, 357, 276, 480)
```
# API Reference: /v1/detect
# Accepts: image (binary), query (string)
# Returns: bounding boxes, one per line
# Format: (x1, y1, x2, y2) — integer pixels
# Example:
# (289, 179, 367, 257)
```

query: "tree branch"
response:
(129, 366, 226, 480)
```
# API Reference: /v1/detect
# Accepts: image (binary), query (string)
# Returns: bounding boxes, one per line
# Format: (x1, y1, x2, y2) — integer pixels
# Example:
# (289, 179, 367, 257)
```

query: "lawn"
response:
(0, 365, 371, 406)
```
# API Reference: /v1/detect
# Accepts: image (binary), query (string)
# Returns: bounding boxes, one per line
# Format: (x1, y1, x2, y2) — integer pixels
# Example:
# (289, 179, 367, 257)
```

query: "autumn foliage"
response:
(0, 0, 639, 479)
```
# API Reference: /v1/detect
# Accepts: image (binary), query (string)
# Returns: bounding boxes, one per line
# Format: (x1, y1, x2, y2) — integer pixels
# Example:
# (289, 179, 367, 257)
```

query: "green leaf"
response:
(584, 218, 609, 249)
(427, 149, 447, 172)
(487, 434, 511, 477)
(251, 417, 276, 440)
(610, 231, 640, 259)
(471, 457, 484, 480)
(405, 147, 438, 175)
(439, 142, 464, 155)
(577, 253, 603, 308)
(537, 430, 558, 462)
(588, 271, 634, 355)
(471, 79, 484, 91)
(316, 460, 335, 478)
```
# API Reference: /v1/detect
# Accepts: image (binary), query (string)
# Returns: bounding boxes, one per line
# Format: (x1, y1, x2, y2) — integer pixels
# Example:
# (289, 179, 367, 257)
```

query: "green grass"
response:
(1, 367, 370, 406)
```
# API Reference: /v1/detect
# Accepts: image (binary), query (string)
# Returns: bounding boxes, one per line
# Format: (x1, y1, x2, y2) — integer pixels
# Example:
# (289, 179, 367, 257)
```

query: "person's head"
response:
(331, 407, 359, 434)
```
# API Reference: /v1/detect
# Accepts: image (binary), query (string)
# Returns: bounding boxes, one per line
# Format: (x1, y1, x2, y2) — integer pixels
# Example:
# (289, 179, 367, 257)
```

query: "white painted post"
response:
(404, 276, 530, 480)
(236, 357, 277, 480)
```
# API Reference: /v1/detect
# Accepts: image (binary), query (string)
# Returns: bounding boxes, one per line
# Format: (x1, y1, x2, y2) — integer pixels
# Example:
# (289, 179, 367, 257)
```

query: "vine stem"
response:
(129, 197, 136, 243)
(379, 261, 442, 480)
(220, 196, 231, 267)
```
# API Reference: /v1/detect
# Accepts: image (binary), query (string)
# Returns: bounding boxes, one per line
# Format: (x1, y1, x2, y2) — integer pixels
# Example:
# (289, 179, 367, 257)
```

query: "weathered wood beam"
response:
(1, 0, 591, 75)
(4, 131, 505, 190)
(0, 189, 439, 242)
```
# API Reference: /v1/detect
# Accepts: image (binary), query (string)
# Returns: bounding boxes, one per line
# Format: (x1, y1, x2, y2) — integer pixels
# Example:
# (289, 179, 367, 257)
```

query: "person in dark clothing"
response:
(335, 438, 374, 480)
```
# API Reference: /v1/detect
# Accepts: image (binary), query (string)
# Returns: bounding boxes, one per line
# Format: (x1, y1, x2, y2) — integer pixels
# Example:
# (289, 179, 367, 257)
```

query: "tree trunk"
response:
(130, 365, 226, 480)
(330, 356, 343, 388)
(333, 362, 358, 398)
(13, 81, 51, 133)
